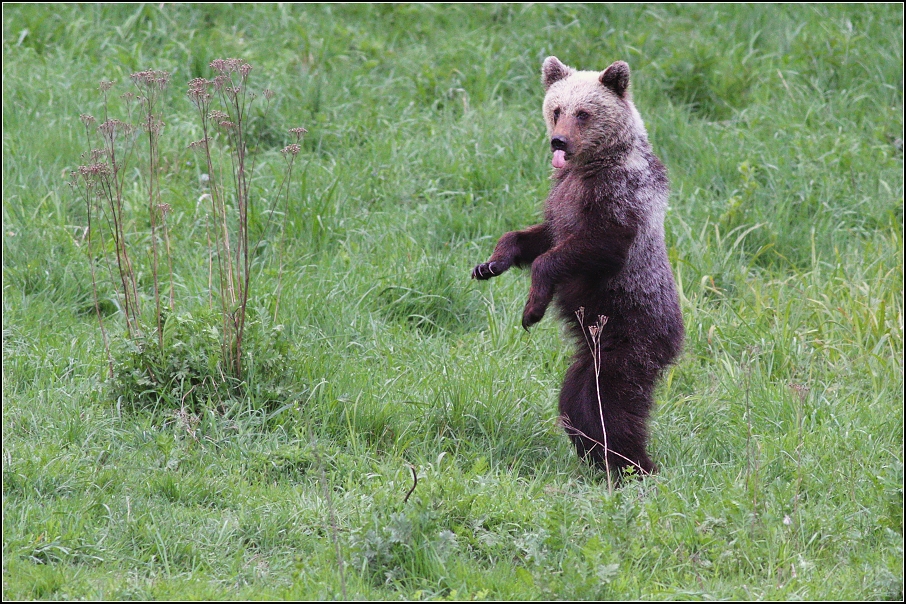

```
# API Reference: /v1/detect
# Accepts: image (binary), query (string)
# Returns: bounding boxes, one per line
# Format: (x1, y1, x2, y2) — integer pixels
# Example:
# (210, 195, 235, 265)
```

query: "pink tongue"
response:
(552, 149, 566, 168)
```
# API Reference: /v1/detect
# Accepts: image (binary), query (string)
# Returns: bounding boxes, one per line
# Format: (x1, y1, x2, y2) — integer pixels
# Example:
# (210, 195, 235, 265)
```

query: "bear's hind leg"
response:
(558, 355, 656, 476)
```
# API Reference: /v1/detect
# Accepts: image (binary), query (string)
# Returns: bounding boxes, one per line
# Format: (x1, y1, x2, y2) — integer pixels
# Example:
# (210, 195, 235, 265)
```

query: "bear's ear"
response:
(542, 56, 572, 90)
(599, 61, 631, 97)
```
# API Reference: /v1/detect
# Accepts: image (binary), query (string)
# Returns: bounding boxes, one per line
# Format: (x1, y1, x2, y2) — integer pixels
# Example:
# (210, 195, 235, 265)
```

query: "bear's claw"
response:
(471, 262, 500, 280)
(521, 304, 545, 330)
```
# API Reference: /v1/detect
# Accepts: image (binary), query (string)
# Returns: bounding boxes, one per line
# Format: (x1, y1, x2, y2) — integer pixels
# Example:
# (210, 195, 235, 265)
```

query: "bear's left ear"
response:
(599, 61, 630, 97)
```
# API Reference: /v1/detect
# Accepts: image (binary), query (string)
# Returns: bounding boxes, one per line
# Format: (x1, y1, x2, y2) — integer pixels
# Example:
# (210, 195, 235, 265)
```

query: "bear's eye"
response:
(553, 108, 561, 122)
(576, 110, 590, 121)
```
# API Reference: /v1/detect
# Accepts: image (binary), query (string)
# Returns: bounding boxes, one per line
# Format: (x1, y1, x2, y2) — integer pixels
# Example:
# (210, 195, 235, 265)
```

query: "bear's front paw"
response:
(521, 302, 546, 331)
(471, 261, 502, 280)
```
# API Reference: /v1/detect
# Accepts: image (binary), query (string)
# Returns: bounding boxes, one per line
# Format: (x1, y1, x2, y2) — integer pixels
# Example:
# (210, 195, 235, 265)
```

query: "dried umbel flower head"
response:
(81, 148, 107, 163)
(281, 144, 301, 157)
(187, 78, 212, 104)
(289, 127, 308, 141)
(211, 75, 229, 91)
(209, 58, 251, 75)
(130, 69, 171, 90)
(188, 77, 208, 91)
(143, 115, 165, 135)
(263, 89, 276, 101)
(78, 162, 113, 178)
(99, 80, 115, 93)
(187, 137, 211, 150)
(587, 315, 609, 339)
(788, 383, 811, 399)
(208, 110, 229, 122)
(221, 86, 248, 101)
(97, 118, 136, 138)
(80, 114, 97, 127)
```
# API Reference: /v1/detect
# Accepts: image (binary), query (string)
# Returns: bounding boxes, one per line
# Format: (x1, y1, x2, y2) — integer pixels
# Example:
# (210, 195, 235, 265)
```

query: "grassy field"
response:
(2, 3, 903, 600)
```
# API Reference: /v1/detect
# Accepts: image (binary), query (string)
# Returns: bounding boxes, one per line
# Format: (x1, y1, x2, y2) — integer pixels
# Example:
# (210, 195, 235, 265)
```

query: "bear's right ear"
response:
(542, 56, 572, 90)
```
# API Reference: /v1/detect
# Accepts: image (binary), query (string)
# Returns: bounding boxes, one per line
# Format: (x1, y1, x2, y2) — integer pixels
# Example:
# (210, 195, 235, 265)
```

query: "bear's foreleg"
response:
(472, 223, 552, 281)
(521, 225, 636, 329)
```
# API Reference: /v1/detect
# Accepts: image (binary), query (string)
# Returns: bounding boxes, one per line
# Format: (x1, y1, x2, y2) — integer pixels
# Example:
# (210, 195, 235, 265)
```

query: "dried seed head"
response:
(211, 75, 228, 90)
(281, 144, 301, 156)
(187, 78, 212, 103)
(143, 115, 165, 135)
(188, 89, 212, 103)
(79, 162, 112, 177)
(208, 110, 229, 121)
(263, 89, 276, 100)
(210, 58, 249, 75)
(289, 127, 308, 141)
(188, 137, 210, 150)
(97, 118, 135, 137)
(99, 80, 115, 93)
(80, 114, 96, 127)
(788, 383, 811, 399)
(130, 69, 170, 90)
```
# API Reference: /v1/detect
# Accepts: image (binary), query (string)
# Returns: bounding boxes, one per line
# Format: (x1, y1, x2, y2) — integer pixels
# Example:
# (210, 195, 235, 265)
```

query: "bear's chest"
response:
(545, 174, 595, 243)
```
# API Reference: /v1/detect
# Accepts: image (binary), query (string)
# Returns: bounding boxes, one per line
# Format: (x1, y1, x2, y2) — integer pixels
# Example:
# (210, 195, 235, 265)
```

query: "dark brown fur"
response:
(472, 57, 684, 475)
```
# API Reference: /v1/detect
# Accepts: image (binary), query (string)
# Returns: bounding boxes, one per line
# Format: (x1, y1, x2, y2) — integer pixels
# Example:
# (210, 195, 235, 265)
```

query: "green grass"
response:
(2, 3, 903, 600)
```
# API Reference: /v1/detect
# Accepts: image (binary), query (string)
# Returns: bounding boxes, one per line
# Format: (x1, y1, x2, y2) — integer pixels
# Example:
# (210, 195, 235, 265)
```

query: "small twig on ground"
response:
(403, 464, 418, 503)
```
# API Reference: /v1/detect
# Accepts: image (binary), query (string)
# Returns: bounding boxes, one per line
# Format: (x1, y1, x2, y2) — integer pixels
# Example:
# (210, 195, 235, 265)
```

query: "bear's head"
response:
(541, 56, 647, 169)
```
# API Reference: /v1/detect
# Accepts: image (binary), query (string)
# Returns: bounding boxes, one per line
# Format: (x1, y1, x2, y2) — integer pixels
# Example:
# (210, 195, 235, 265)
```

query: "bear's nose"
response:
(551, 136, 569, 152)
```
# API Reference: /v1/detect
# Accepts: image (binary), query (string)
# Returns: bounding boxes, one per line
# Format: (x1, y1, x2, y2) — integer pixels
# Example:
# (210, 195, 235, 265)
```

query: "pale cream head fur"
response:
(541, 57, 647, 164)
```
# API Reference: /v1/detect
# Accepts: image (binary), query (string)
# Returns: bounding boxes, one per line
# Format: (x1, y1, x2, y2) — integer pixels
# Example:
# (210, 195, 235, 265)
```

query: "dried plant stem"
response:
(189, 61, 260, 378)
(744, 350, 761, 529)
(576, 307, 614, 493)
(187, 64, 303, 378)
(89, 111, 144, 340)
(194, 109, 238, 371)
(310, 433, 348, 599)
(796, 389, 804, 517)
(147, 129, 163, 351)
(73, 174, 114, 378)
(75, 63, 304, 400)
(136, 83, 167, 349)
(790, 381, 809, 537)
(272, 130, 305, 321)
(160, 206, 175, 309)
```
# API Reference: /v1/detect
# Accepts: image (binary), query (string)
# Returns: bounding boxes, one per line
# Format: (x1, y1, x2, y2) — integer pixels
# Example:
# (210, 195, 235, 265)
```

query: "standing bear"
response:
(472, 57, 684, 475)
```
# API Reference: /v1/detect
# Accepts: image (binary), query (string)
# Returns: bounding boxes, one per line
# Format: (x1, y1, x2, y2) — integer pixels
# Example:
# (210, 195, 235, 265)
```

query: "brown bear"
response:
(472, 56, 684, 475)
